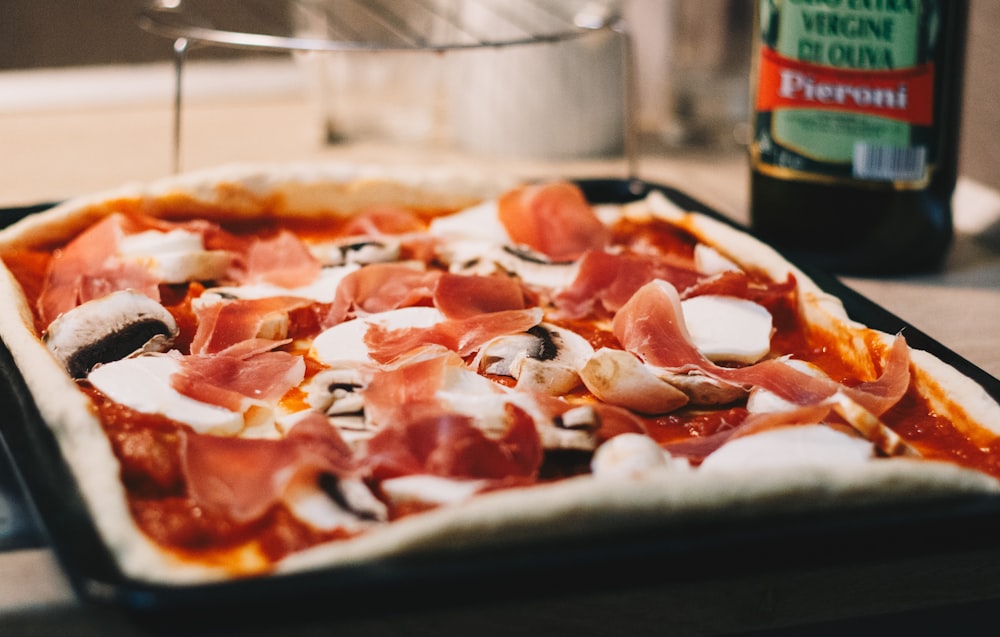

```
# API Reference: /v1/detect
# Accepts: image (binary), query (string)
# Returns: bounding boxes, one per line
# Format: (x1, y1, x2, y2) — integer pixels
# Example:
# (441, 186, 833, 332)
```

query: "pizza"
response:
(0, 162, 998, 585)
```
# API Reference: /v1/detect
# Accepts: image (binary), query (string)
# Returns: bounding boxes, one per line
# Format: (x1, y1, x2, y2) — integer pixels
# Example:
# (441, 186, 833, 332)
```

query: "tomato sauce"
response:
(610, 216, 699, 263)
(88, 386, 353, 565)
(550, 318, 619, 351)
(886, 387, 1000, 477)
(645, 407, 750, 446)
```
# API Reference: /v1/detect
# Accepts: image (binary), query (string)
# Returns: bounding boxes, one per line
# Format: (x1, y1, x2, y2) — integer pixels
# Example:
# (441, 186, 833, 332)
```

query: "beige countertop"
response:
(1, 61, 1000, 635)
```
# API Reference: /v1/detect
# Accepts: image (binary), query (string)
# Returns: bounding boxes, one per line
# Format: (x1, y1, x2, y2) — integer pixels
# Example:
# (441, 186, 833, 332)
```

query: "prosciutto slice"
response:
(614, 279, 911, 415)
(365, 307, 544, 364)
(38, 214, 161, 326)
(360, 346, 543, 481)
(554, 250, 702, 320)
(497, 182, 609, 262)
(190, 296, 316, 355)
(339, 206, 427, 237)
(661, 405, 839, 464)
(361, 347, 474, 428)
(235, 230, 323, 288)
(362, 404, 543, 482)
(590, 403, 650, 443)
(433, 272, 527, 319)
(171, 349, 305, 413)
(338, 206, 437, 264)
(325, 263, 441, 326)
(681, 269, 797, 303)
(180, 414, 356, 524)
(841, 336, 912, 416)
(613, 280, 706, 371)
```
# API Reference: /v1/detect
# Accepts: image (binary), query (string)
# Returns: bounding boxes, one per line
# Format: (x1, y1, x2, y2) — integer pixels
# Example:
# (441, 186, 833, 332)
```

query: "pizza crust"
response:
(1, 162, 998, 585)
(0, 263, 208, 581)
(276, 458, 999, 576)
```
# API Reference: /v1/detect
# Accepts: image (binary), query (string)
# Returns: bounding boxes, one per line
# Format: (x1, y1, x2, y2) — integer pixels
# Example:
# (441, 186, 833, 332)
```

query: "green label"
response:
(754, 0, 939, 183)
(775, 110, 908, 162)
(776, 0, 920, 70)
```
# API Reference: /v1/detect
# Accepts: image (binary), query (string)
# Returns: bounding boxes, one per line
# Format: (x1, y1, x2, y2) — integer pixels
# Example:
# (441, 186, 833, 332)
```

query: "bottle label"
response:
(752, 0, 941, 187)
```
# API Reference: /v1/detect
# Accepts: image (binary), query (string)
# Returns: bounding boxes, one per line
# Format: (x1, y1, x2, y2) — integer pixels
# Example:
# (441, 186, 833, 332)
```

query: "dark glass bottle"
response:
(749, 0, 968, 275)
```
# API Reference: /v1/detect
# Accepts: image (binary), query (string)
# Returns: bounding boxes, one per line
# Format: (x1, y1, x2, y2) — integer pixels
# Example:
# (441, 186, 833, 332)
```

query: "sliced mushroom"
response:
(305, 367, 374, 446)
(652, 369, 748, 406)
(435, 368, 598, 453)
(444, 243, 579, 289)
(285, 474, 388, 532)
(474, 324, 594, 395)
(323, 475, 388, 522)
(307, 367, 365, 416)
(476, 333, 543, 377)
(558, 404, 600, 430)
(579, 348, 689, 415)
(46, 290, 178, 379)
(540, 404, 601, 451)
(311, 239, 402, 267)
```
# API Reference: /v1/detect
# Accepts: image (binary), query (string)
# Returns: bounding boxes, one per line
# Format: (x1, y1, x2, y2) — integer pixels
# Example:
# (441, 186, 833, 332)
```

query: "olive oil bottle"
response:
(749, 0, 968, 275)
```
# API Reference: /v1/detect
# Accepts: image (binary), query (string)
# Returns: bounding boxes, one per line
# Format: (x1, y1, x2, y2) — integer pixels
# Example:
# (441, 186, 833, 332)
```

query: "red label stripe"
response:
(756, 46, 935, 126)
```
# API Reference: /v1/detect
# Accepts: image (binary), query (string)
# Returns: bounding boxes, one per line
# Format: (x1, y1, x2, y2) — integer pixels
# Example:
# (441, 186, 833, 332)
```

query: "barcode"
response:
(853, 143, 927, 181)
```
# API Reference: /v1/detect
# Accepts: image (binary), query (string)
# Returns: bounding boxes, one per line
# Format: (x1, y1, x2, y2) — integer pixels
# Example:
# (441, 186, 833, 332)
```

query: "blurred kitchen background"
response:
(0, 0, 997, 197)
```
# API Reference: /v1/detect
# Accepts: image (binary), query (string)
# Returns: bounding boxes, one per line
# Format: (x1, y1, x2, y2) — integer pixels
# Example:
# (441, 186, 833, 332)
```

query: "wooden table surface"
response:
(1, 60, 1000, 636)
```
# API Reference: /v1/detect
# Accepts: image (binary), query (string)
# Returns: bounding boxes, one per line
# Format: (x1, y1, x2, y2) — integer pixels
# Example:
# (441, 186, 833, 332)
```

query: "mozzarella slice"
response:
(428, 199, 509, 243)
(591, 433, 688, 479)
(87, 355, 243, 435)
(380, 475, 487, 508)
(699, 424, 875, 472)
(122, 228, 204, 253)
(311, 306, 445, 366)
(449, 244, 579, 289)
(118, 228, 231, 284)
(681, 295, 773, 364)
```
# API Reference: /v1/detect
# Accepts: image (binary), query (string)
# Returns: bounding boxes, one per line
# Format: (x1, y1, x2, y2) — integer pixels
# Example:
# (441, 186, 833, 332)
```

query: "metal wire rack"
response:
(138, 0, 639, 177)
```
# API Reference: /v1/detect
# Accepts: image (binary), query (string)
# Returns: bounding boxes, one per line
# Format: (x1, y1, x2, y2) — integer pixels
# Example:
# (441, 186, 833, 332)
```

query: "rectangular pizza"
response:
(0, 162, 998, 591)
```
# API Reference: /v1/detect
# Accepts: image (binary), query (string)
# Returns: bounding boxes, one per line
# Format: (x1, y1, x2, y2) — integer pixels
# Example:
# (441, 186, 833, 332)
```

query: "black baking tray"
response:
(3, 179, 1000, 628)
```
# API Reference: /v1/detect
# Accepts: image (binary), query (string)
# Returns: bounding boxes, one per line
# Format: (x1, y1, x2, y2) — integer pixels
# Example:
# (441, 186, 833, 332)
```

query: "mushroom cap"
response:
(45, 290, 178, 379)
(579, 348, 689, 415)
(474, 323, 595, 396)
